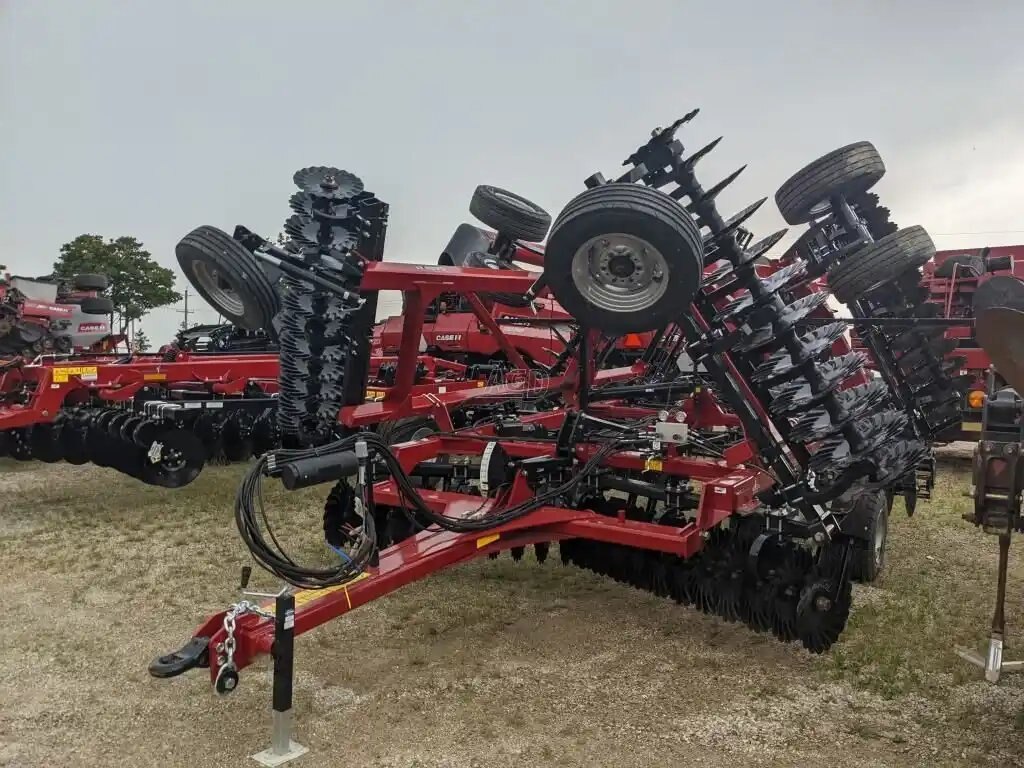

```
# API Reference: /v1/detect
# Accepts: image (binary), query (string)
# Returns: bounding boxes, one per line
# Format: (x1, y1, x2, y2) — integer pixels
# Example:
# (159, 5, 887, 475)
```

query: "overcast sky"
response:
(3, 1, 1023, 343)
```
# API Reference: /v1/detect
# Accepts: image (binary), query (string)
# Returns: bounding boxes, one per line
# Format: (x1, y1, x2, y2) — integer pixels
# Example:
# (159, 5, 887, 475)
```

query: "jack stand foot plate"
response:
(956, 636, 1024, 683)
(252, 741, 308, 767)
(252, 710, 308, 766)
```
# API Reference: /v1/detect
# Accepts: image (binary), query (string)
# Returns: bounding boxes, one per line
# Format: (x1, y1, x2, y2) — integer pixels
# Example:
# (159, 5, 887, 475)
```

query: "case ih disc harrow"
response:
(152, 111, 950, 723)
(0, 352, 281, 486)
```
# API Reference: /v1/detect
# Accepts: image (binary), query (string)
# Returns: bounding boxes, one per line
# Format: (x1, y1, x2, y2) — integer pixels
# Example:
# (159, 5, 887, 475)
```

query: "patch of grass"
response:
(0, 458, 36, 474)
(4, 459, 1024, 766)
(816, 464, 1024, 699)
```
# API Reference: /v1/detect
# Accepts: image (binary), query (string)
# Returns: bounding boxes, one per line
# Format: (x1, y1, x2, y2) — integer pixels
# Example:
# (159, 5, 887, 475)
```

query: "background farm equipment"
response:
(152, 111, 959, 752)
(0, 351, 280, 486)
(916, 245, 1020, 438)
(0, 269, 118, 358)
(160, 322, 278, 359)
(838, 232, 1020, 441)
(955, 275, 1024, 682)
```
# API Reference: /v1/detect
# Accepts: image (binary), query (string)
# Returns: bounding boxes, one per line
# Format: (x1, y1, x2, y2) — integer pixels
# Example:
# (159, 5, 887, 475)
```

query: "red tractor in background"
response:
(0, 268, 119, 359)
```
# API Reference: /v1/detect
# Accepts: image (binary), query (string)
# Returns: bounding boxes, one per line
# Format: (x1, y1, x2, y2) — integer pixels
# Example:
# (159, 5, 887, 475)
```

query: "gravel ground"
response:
(1, 459, 1024, 767)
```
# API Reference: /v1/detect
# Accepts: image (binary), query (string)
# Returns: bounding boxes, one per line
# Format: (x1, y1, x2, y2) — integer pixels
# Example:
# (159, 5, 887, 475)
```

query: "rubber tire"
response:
(377, 417, 441, 492)
(851, 491, 887, 584)
(376, 416, 439, 445)
(469, 186, 551, 243)
(543, 183, 703, 334)
(775, 142, 886, 225)
(175, 225, 279, 330)
(73, 273, 109, 291)
(80, 296, 115, 315)
(828, 226, 936, 306)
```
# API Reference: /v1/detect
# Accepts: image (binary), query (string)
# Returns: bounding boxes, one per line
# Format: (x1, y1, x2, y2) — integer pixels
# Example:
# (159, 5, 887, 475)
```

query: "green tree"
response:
(54, 235, 181, 334)
(132, 329, 151, 353)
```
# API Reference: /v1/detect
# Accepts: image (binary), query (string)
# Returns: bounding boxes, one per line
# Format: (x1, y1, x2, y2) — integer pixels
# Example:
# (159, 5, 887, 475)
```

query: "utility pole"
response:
(175, 288, 191, 330)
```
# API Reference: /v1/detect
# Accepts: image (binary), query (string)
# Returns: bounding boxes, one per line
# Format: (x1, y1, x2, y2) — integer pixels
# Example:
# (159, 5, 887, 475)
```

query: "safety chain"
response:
(215, 599, 274, 694)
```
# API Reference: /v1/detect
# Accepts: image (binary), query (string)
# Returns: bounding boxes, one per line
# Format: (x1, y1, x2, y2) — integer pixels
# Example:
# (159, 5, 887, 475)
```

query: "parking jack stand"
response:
(252, 592, 308, 766)
(957, 534, 1024, 683)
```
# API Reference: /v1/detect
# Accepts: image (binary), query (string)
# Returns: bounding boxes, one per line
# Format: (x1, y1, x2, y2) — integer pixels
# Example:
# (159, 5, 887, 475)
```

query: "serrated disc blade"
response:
(293, 167, 364, 199)
(779, 291, 830, 327)
(897, 337, 958, 370)
(868, 439, 929, 487)
(751, 323, 846, 386)
(891, 324, 945, 352)
(809, 436, 855, 473)
(760, 261, 808, 294)
(789, 380, 890, 442)
(284, 214, 359, 251)
(853, 411, 909, 450)
(718, 292, 756, 322)
(731, 324, 779, 354)
(769, 352, 866, 415)
(701, 260, 733, 288)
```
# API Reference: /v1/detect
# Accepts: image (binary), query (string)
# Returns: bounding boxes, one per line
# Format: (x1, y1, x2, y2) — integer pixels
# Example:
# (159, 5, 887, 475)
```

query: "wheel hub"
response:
(571, 234, 668, 314)
(190, 262, 244, 317)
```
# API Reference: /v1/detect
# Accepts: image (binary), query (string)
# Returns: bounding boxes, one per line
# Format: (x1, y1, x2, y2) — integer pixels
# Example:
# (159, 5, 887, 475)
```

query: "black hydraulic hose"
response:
(235, 432, 638, 587)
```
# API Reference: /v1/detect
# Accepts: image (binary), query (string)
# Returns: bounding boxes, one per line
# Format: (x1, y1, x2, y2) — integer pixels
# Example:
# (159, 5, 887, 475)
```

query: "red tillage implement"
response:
(154, 114, 949, 730)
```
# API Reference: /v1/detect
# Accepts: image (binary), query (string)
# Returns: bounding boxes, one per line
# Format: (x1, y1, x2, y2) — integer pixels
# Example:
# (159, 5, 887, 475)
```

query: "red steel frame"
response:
(193, 420, 773, 682)
(177, 258, 792, 684)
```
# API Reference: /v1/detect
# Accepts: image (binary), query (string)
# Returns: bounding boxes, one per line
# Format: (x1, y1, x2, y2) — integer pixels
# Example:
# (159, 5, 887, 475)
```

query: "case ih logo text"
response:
(434, 334, 462, 343)
(24, 300, 73, 316)
(78, 322, 108, 332)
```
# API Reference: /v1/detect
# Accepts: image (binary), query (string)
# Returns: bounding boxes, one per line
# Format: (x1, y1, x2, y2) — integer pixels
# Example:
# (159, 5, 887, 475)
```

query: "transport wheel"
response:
(376, 416, 440, 445)
(850, 491, 887, 583)
(543, 183, 703, 334)
(80, 296, 115, 315)
(775, 142, 885, 225)
(828, 226, 935, 305)
(176, 225, 279, 330)
(469, 185, 551, 243)
(376, 417, 442, 536)
(73, 273, 109, 291)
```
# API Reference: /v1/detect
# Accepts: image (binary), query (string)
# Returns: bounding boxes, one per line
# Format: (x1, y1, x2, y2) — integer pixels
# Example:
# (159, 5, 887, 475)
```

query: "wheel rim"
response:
(570, 234, 669, 314)
(190, 261, 244, 317)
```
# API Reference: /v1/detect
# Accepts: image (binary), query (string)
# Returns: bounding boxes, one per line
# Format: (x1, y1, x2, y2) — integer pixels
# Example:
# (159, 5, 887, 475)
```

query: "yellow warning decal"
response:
(476, 533, 500, 549)
(961, 421, 982, 432)
(52, 366, 98, 383)
(644, 456, 663, 472)
(282, 572, 372, 612)
(365, 389, 385, 401)
(476, 381, 485, 387)
(143, 373, 167, 382)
